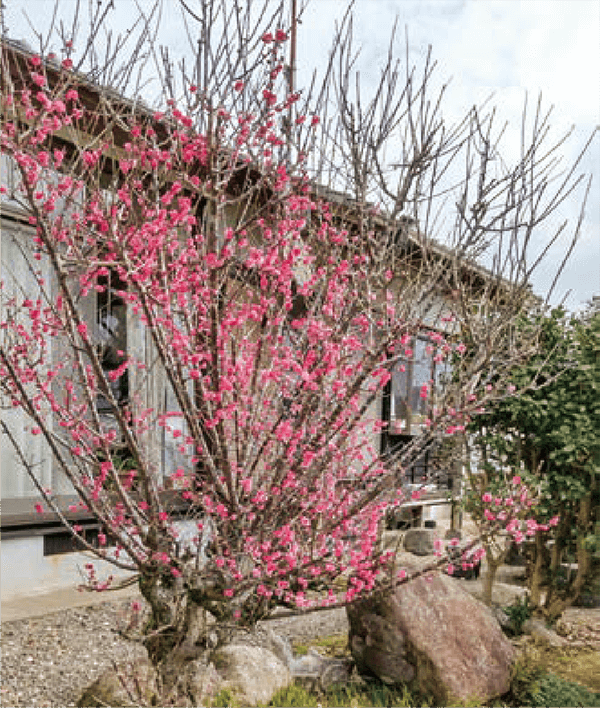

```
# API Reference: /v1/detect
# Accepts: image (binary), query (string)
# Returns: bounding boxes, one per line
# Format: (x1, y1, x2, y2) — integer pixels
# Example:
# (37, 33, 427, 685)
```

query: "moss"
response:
(293, 633, 348, 658)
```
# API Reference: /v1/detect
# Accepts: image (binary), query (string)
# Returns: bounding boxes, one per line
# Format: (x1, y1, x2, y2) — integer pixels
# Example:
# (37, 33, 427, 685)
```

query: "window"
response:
(96, 271, 128, 412)
(381, 335, 452, 486)
(388, 337, 432, 435)
(43, 525, 101, 556)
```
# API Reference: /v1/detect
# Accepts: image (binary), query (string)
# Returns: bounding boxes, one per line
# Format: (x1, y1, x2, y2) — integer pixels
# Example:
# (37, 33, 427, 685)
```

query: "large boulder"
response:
(347, 571, 515, 704)
(210, 643, 291, 705)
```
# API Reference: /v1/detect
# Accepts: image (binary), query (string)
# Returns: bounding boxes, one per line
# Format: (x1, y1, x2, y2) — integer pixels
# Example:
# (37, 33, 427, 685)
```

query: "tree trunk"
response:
(481, 544, 509, 605)
(543, 493, 594, 621)
(482, 560, 500, 605)
(528, 531, 546, 612)
(549, 510, 567, 576)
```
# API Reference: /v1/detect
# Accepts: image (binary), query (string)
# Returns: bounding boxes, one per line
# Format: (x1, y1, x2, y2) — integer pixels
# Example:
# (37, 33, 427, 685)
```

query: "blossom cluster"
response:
(468, 473, 560, 559)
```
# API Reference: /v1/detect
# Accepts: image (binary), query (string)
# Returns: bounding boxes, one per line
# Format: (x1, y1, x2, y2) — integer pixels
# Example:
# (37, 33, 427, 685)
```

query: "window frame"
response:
(380, 333, 452, 486)
(95, 269, 129, 413)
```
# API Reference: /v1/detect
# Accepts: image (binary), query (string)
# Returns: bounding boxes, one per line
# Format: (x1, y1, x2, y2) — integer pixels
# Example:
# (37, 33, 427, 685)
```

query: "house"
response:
(2, 38, 491, 601)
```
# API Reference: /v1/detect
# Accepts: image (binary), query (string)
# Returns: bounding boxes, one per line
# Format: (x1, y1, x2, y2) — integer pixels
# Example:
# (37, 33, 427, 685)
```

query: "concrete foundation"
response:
(1, 535, 134, 604)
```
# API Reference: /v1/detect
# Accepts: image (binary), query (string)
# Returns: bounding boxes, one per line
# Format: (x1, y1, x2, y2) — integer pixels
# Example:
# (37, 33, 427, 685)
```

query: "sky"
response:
(3, 0, 599, 311)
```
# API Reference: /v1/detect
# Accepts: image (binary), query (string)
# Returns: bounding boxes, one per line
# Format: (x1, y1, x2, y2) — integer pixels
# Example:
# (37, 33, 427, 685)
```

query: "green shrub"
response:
(503, 595, 532, 635)
(509, 648, 547, 706)
(525, 672, 600, 707)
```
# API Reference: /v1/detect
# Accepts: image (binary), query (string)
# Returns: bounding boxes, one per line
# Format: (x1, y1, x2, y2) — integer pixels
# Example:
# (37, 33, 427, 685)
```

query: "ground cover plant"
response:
(509, 641, 600, 707)
(267, 680, 434, 707)
(293, 632, 348, 657)
(515, 640, 600, 695)
(0, 0, 594, 698)
(503, 595, 533, 636)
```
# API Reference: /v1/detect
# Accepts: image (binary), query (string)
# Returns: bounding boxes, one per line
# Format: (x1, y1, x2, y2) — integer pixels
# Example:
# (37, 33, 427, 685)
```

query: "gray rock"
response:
(262, 627, 295, 669)
(444, 528, 462, 542)
(210, 643, 291, 705)
(290, 648, 353, 691)
(491, 605, 512, 630)
(403, 528, 435, 556)
(350, 629, 414, 684)
(522, 618, 568, 647)
(347, 571, 515, 704)
(77, 660, 157, 707)
(290, 647, 328, 676)
(185, 661, 222, 705)
(320, 659, 353, 690)
(221, 625, 295, 667)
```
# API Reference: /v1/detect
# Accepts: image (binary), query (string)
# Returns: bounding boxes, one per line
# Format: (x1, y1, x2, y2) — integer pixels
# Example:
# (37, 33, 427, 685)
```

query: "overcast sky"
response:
(4, 0, 599, 311)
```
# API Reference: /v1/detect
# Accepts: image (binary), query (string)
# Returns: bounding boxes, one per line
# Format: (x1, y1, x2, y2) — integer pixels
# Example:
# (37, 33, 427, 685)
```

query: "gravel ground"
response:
(1, 598, 349, 707)
(1, 600, 147, 707)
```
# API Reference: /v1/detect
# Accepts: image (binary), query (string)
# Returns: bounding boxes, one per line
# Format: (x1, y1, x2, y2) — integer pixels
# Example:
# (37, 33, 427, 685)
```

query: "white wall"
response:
(422, 501, 452, 527)
(1, 220, 57, 498)
(0, 536, 134, 602)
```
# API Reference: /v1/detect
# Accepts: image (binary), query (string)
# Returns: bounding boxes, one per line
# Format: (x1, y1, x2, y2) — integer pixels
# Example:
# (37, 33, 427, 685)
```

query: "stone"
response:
(320, 659, 353, 690)
(350, 626, 414, 684)
(77, 660, 157, 707)
(210, 643, 291, 705)
(444, 528, 462, 542)
(380, 529, 405, 553)
(185, 661, 222, 705)
(403, 527, 435, 556)
(290, 647, 328, 677)
(221, 625, 295, 669)
(290, 647, 353, 691)
(259, 627, 295, 669)
(522, 618, 568, 647)
(347, 571, 515, 704)
(491, 604, 512, 631)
